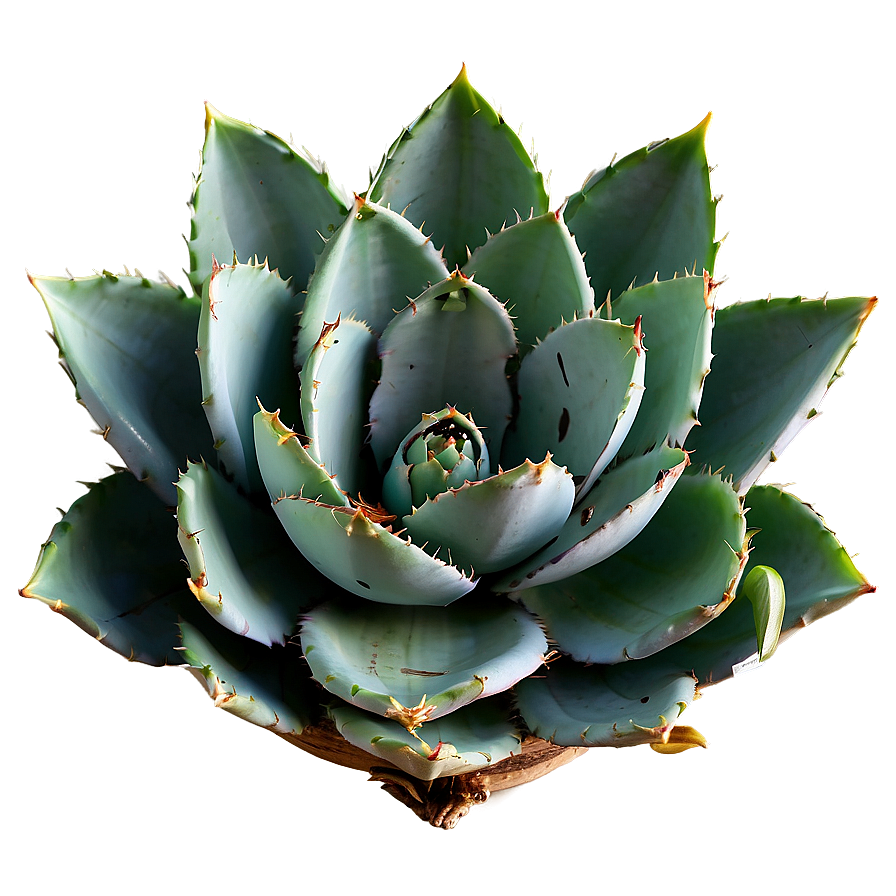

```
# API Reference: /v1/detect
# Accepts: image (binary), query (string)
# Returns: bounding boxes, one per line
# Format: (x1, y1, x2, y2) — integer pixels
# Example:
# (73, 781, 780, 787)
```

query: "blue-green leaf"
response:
(199, 261, 301, 494)
(176, 461, 326, 645)
(301, 598, 547, 723)
(463, 212, 594, 348)
(686, 295, 876, 491)
(32, 273, 214, 504)
(329, 698, 522, 781)
(368, 272, 516, 469)
(295, 197, 448, 366)
(564, 115, 717, 302)
(519, 474, 747, 663)
(21, 471, 196, 665)
(369, 66, 548, 269)
(609, 273, 714, 459)
(188, 104, 348, 295)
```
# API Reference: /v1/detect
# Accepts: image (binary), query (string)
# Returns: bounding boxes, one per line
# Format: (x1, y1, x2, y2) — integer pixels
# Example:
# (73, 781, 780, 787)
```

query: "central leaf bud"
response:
(382, 407, 490, 518)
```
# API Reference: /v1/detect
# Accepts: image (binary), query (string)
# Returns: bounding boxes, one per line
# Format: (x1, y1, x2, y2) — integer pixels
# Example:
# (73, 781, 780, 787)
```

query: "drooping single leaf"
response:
(462, 211, 594, 348)
(739, 565, 786, 661)
(368, 272, 516, 469)
(329, 697, 522, 781)
(514, 656, 699, 748)
(493, 444, 689, 591)
(656, 485, 873, 686)
(369, 66, 548, 268)
(199, 261, 302, 494)
(609, 273, 715, 459)
(20, 471, 197, 665)
(301, 598, 547, 722)
(179, 620, 320, 736)
(501, 316, 645, 495)
(176, 461, 326, 645)
(519, 473, 747, 664)
(188, 104, 348, 295)
(272, 496, 476, 606)
(295, 197, 449, 366)
(563, 115, 717, 302)
(686, 295, 876, 491)
(32, 273, 214, 504)
(253, 406, 347, 507)
(402, 457, 576, 576)
(299, 316, 378, 497)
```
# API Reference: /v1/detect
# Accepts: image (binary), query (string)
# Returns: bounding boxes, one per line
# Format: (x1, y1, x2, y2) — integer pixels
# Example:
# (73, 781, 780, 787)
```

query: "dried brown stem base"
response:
(279, 720, 587, 828)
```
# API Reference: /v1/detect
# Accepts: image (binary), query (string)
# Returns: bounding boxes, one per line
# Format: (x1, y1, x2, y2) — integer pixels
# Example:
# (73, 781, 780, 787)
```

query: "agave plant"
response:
(22, 67, 875, 827)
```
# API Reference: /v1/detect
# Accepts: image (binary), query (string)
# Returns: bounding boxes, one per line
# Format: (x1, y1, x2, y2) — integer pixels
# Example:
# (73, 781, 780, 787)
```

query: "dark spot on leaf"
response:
(581, 506, 594, 526)
(557, 352, 569, 387)
(640, 696, 649, 703)
(356, 580, 371, 589)
(558, 407, 570, 442)
(409, 364, 414, 370)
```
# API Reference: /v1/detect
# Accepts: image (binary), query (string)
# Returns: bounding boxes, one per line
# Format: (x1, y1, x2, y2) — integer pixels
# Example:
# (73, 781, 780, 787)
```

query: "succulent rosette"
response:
(22, 68, 875, 826)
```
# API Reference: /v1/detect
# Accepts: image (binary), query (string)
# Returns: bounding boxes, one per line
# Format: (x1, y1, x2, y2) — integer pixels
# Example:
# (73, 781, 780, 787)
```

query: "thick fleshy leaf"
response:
(563, 115, 717, 302)
(31, 272, 214, 504)
(609, 273, 715, 459)
(402, 457, 576, 575)
(179, 620, 320, 736)
(273, 496, 476, 606)
(301, 598, 548, 722)
(501, 316, 645, 494)
(740, 565, 786, 662)
(369, 66, 548, 268)
(299, 316, 378, 497)
(656, 485, 873, 686)
(176, 461, 326, 645)
(519, 473, 747, 664)
(368, 272, 516, 468)
(20, 471, 196, 665)
(686, 295, 877, 491)
(253, 406, 347, 507)
(329, 697, 522, 781)
(188, 104, 348, 295)
(462, 211, 594, 348)
(295, 197, 449, 366)
(514, 657, 698, 748)
(199, 261, 302, 494)
(494, 444, 689, 591)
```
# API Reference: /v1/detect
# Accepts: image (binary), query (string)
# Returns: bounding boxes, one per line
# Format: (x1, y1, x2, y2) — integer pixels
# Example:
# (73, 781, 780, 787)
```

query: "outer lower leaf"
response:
(299, 316, 378, 498)
(609, 273, 715, 459)
(656, 485, 874, 686)
(179, 620, 320, 736)
(20, 471, 197, 665)
(494, 444, 689, 591)
(188, 104, 348, 295)
(368, 272, 516, 468)
(563, 114, 717, 302)
(272, 496, 476, 606)
(329, 698, 522, 781)
(401, 457, 576, 576)
(295, 197, 449, 366)
(176, 462, 326, 645)
(31, 273, 214, 504)
(301, 598, 547, 723)
(685, 295, 876, 491)
(501, 315, 645, 493)
(369, 66, 548, 268)
(514, 657, 699, 748)
(199, 261, 302, 494)
(462, 211, 594, 348)
(519, 473, 747, 664)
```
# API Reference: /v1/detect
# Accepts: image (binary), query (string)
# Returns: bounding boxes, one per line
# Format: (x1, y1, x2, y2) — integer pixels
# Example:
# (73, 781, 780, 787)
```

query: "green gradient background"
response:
(4, 2, 890, 891)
